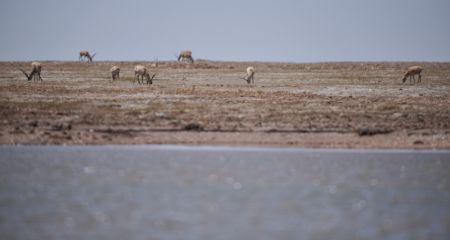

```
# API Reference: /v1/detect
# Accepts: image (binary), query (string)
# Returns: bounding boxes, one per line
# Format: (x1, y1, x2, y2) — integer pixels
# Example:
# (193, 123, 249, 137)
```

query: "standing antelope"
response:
(79, 51, 96, 62)
(134, 65, 156, 85)
(110, 66, 120, 81)
(402, 66, 422, 84)
(177, 50, 194, 63)
(241, 66, 255, 84)
(19, 62, 43, 81)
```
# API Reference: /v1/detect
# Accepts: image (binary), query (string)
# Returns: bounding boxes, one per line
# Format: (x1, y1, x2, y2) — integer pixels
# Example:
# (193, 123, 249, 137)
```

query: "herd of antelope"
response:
(18, 50, 423, 85)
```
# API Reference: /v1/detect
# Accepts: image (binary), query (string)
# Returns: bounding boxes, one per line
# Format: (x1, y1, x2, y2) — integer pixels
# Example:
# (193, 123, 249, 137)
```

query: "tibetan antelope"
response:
(110, 66, 120, 81)
(241, 66, 255, 84)
(79, 51, 96, 62)
(134, 65, 156, 85)
(177, 50, 194, 63)
(402, 66, 422, 84)
(19, 62, 43, 81)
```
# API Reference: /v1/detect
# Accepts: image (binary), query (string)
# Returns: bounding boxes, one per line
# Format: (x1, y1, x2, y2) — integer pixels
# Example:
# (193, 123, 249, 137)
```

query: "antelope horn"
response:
(18, 68, 32, 81)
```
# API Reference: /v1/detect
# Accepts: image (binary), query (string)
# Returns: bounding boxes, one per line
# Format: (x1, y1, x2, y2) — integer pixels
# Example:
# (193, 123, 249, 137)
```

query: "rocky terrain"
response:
(1, 61, 449, 148)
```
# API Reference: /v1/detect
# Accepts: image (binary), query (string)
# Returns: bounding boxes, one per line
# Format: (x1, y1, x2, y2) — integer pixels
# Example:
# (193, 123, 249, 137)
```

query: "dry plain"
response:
(0, 60, 449, 148)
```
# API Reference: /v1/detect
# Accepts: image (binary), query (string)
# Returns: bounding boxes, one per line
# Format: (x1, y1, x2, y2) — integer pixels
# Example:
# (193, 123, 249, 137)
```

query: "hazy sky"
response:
(1, 0, 449, 62)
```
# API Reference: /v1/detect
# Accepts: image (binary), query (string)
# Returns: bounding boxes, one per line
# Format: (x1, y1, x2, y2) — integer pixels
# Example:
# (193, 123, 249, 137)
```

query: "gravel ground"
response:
(1, 61, 449, 148)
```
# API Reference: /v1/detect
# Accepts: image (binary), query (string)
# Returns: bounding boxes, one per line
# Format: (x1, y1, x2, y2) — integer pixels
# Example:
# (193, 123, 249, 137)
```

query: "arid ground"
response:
(0, 61, 449, 148)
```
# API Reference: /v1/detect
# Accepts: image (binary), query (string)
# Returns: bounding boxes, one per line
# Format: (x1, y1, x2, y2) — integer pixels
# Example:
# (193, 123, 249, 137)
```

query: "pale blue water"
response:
(1, 145, 449, 240)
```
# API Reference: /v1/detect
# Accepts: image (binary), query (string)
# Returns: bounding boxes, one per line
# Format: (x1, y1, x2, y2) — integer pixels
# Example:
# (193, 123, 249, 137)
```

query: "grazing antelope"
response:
(18, 62, 43, 81)
(79, 51, 96, 62)
(177, 50, 194, 63)
(134, 65, 156, 85)
(402, 66, 422, 84)
(241, 66, 255, 84)
(110, 66, 120, 81)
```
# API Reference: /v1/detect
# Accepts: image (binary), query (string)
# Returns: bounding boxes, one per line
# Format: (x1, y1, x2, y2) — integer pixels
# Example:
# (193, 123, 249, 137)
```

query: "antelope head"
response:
(402, 76, 407, 83)
(146, 73, 157, 84)
(240, 75, 251, 84)
(18, 68, 32, 81)
(87, 52, 97, 62)
(175, 53, 181, 61)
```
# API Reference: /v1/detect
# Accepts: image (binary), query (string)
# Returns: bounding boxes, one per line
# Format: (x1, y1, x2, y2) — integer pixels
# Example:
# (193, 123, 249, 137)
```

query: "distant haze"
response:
(1, 0, 449, 62)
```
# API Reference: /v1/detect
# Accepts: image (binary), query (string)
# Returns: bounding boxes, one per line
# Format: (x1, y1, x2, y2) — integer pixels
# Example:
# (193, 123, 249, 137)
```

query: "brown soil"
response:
(1, 60, 449, 149)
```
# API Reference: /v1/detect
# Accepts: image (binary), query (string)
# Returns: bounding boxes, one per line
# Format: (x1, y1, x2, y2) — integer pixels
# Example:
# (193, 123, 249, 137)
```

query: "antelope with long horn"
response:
(79, 51, 96, 62)
(134, 65, 156, 85)
(18, 62, 43, 81)
(110, 66, 120, 81)
(402, 66, 422, 84)
(241, 66, 255, 84)
(177, 50, 194, 63)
